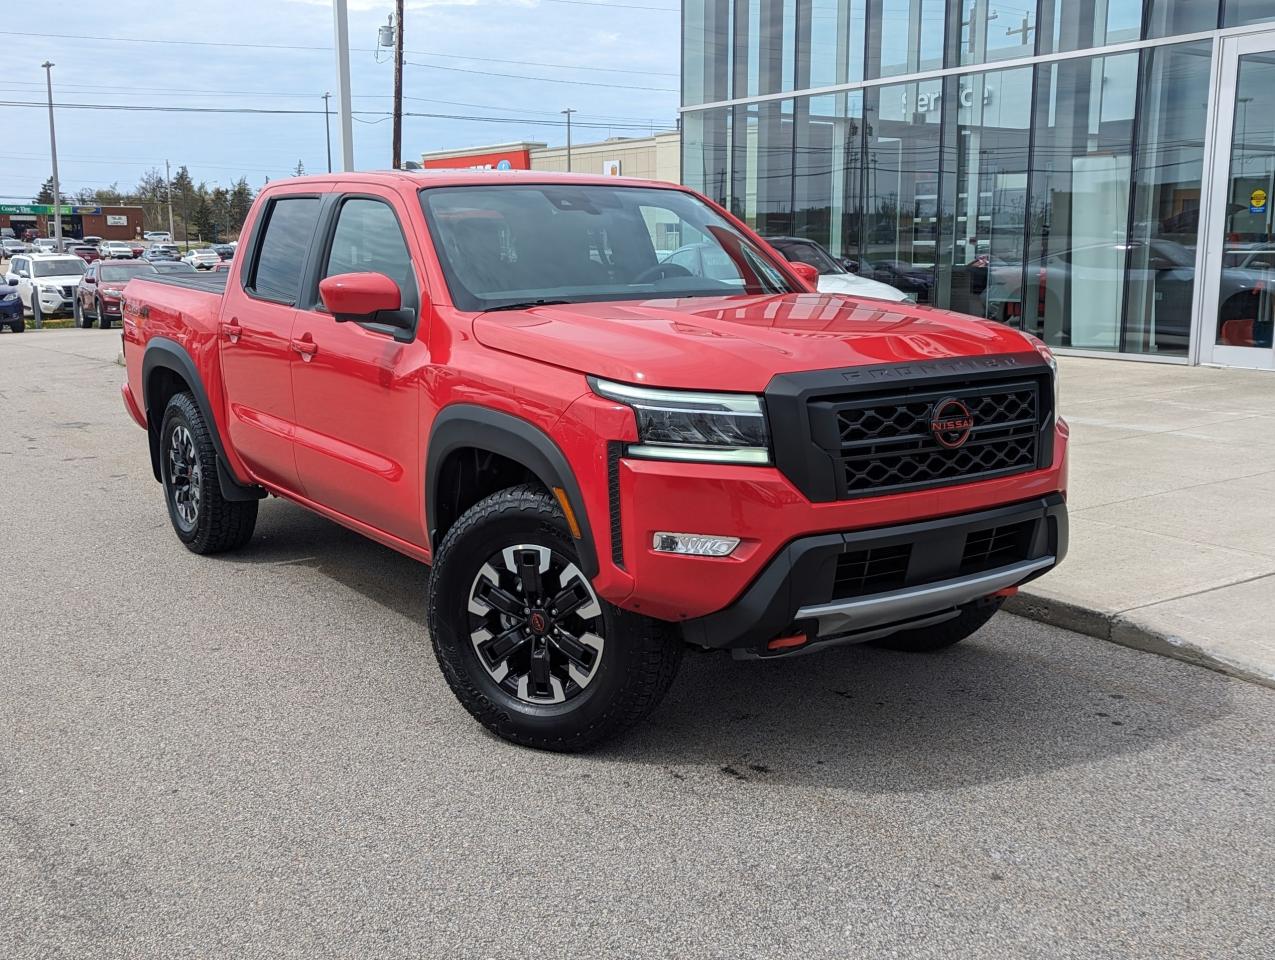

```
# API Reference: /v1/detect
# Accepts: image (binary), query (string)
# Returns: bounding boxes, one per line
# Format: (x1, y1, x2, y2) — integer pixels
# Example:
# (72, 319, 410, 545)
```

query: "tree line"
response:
(34, 165, 261, 243)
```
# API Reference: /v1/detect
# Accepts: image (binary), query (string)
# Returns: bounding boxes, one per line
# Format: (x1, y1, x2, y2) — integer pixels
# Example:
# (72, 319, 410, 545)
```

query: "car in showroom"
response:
(765, 236, 912, 302)
(6, 252, 86, 325)
(74, 259, 157, 329)
(181, 247, 222, 270)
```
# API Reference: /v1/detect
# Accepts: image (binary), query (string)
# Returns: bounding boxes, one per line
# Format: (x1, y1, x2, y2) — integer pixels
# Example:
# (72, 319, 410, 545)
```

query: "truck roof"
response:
(266, 169, 685, 193)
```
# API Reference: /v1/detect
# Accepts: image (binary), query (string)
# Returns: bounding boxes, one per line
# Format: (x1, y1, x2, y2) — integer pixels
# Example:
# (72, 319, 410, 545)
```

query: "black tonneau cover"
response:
(131, 272, 229, 295)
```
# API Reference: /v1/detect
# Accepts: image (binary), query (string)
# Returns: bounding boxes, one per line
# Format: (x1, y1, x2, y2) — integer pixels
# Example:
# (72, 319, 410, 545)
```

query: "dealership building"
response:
(682, 0, 1275, 368)
(0, 203, 145, 242)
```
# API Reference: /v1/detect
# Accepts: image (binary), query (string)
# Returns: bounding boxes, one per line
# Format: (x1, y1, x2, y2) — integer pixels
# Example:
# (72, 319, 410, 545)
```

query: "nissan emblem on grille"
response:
(929, 398, 975, 449)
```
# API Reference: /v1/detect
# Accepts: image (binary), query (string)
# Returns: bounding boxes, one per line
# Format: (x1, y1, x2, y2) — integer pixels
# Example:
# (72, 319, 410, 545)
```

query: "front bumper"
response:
(680, 493, 1065, 654)
(0, 298, 21, 319)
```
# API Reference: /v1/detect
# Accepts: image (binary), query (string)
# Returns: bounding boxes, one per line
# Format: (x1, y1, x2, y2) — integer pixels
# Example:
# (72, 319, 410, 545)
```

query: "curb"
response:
(1005, 591, 1275, 691)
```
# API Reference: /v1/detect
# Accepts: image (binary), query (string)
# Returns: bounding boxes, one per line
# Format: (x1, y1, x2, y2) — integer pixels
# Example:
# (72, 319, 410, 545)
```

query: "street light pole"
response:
(41, 61, 62, 253)
(165, 159, 175, 239)
(322, 92, 333, 173)
(332, 0, 356, 171)
(561, 108, 576, 172)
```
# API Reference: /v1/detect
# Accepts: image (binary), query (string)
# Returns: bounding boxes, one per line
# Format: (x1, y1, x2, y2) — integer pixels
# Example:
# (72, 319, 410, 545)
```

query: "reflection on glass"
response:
(1224, 0, 1275, 28)
(937, 66, 1032, 321)
(730, 100, 795, 236)
(792, 92, 864, 256)
(863, 79, 942, 302)
(681, 108, 732, 208)
(867, 0, 945, 79)
(735, 0, 797, 98)
(801, 0, 866, 87)
(1215, 52, 1275, 350)
(1023, 53, 1137, 350)
(952, 0, 1037, 66)
(1123, 42, 1210, 357)
(683, 0, 733, 106)
(1145, 0, 1220, 39)
(1039, 0, 1141, 54)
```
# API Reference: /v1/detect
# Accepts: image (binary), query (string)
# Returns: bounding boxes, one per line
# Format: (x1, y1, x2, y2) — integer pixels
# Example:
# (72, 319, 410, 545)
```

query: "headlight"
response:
(590, 378, 770, 465)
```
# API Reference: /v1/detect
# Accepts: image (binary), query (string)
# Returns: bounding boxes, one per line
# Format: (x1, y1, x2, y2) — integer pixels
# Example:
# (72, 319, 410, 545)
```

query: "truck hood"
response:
(472, 294, 1039, 391)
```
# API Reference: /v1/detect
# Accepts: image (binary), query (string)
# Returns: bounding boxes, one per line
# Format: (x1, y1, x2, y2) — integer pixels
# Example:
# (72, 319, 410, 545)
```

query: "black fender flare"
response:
(426, 405, 598, 577)
(141, 338, 264, 501)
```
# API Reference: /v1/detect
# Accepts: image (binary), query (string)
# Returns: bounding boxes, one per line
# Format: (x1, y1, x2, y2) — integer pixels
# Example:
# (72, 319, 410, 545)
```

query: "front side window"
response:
(251, 196, 321, 303)
(420, 184, 795, 312)
(323, 198, 415, 304)
(34, 258, 86, 278)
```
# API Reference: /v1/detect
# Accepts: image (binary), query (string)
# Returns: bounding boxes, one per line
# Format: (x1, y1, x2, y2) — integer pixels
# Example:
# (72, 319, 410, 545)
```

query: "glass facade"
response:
(681, 0, 1258, 360)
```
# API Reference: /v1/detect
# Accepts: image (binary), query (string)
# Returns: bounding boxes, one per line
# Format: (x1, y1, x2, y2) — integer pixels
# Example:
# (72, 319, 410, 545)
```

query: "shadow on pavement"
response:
(225, 498, 1232, 794)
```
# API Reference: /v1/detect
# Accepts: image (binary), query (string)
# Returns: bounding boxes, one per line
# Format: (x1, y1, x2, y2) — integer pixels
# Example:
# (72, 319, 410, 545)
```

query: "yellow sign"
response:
(1251, 188, 1267, 211)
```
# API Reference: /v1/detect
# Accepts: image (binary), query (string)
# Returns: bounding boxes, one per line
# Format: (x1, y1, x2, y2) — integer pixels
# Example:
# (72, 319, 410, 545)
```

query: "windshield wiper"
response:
(483, 299, 572, 313)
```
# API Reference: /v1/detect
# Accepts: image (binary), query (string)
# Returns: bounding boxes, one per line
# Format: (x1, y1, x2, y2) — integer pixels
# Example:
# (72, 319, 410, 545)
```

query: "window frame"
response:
(305, 192, 421, 341)
(242, 193, 324, 307)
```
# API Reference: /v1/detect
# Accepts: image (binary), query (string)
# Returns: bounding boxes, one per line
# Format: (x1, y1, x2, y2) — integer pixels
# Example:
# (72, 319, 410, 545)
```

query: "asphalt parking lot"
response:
(2, 329, 1273, 959)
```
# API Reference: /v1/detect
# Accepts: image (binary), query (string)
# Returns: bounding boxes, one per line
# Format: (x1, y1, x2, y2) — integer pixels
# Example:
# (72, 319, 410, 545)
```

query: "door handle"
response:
(290, 333, 318, 361)
(220, 318, 241, 343)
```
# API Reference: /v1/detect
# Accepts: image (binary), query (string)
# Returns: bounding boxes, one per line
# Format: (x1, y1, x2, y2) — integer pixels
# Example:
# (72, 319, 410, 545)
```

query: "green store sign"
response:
(0, 203, 102, 216)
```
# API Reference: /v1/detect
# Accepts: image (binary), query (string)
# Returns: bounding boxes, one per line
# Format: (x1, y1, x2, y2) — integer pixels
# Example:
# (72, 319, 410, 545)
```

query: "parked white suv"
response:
(143, 231, 172, 242)
(100, 240, 135, 260)
(6, 253, 88, 325)
(181, 247, 221, 270)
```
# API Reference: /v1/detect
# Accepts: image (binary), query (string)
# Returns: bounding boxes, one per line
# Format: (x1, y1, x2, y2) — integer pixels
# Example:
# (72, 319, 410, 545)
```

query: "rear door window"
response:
(249, 197, 322, 304)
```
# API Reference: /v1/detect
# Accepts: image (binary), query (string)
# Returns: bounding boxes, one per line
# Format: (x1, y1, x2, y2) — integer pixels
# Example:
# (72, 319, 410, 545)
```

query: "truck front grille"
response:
(819, 379, 1042, 499)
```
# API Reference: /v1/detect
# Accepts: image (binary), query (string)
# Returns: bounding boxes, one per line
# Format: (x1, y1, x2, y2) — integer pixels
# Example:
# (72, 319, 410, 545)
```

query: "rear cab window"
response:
(246, 196, 322, 305)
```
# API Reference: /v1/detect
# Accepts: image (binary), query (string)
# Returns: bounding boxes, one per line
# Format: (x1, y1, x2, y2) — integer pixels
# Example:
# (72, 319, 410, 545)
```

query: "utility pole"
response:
(332, 0, 355, 171)
(561, 108, 576, 173)
(322, 92, 333, 173)
(165, 159, 175, 239)
(392, 0, 404, 169)
(41, 61, 62, 253)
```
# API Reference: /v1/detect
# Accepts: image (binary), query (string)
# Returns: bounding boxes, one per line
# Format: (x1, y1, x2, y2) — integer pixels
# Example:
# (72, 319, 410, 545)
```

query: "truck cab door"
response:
(218, 194, 324, 494)
(288, 190, 428, 547)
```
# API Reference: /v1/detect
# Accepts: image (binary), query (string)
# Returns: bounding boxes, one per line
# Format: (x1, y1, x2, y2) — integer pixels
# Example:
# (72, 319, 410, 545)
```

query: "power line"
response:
(0, 99, 668, 131)
(402, 59, 676, 92)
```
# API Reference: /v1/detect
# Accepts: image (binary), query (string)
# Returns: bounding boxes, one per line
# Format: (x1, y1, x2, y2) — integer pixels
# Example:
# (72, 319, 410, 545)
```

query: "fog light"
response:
(651, 532, 740, 557)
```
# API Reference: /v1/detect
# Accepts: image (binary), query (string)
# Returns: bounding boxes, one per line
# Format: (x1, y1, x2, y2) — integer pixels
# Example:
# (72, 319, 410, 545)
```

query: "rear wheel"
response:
(871, 598, 1004, 652)
(73, 298, 91, 328)
(159, 392, 257, 554)
(427, 484, 682, 751)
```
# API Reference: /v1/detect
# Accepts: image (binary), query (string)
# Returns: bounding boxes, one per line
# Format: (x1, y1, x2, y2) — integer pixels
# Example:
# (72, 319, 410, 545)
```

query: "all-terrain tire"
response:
(159, 391, 257, 554)
(871, 598, 1004, 652)
(427, 484, 682, 752)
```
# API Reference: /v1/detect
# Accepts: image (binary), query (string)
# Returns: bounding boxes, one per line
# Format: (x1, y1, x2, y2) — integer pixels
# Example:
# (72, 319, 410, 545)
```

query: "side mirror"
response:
(788, 260, 820, 286)
(84, 275, 96, 284)
(318, 272, 413, 339)
(6, 276, 17, 286)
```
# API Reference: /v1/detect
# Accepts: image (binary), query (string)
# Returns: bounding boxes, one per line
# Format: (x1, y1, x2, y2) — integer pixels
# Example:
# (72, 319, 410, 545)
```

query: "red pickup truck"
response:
(121, 171, 1068, 751)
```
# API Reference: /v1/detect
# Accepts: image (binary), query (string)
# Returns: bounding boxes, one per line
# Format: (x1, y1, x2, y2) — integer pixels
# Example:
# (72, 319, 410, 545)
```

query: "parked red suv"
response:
(120, 172, 1068, 750)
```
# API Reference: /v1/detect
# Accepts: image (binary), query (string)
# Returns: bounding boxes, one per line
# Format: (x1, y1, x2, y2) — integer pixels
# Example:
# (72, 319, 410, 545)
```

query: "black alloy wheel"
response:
(165, 422, 202, 532)
(467, 542, 606, 705)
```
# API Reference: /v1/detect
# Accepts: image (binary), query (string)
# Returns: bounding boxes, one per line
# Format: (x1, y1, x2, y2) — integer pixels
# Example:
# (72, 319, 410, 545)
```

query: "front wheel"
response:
(8, 319, 24, 333)
(96, 299, 110, 329)
(427, 484, 682, 752)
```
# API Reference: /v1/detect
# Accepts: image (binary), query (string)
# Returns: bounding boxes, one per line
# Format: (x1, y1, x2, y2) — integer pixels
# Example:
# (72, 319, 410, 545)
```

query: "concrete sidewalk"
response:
(1007, 355, 1275, 688)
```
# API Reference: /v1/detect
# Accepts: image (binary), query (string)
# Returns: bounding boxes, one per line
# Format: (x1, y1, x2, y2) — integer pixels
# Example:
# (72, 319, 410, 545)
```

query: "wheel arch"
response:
(427, 405, 598, 577)
(141, 338, 263, 501)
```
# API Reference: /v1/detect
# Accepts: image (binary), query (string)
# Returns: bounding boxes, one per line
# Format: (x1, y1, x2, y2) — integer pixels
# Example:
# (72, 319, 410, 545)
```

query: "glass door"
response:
(1201, 31, 1275, 369)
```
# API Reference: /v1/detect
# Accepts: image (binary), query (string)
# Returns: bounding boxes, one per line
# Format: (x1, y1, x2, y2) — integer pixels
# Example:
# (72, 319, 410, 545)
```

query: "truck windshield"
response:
(34, 258, 87, 278)
(100, 263, 157, 283)
(420, 184, 796, 311)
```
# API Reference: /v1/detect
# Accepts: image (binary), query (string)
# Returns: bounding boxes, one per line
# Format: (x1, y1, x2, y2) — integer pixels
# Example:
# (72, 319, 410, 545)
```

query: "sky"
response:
(0, 0, 680, 203)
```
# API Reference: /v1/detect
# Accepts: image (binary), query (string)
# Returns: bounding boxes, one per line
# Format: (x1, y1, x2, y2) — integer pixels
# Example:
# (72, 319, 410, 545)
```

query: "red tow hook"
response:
(767, 633, 808, 651)
(990, 586, 1019, 599)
